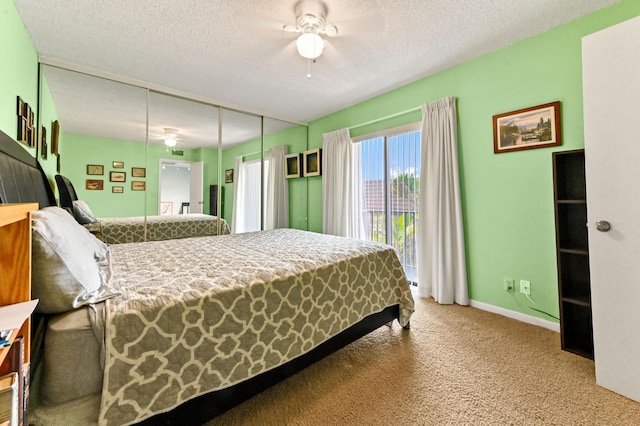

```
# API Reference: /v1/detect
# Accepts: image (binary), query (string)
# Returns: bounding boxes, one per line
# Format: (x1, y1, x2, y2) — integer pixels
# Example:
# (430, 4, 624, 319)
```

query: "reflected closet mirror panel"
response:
(40, 64, 147, 219)
(219, 108, 263, 233)
(220, 111, 309, 233)
(147, 91, 220, 222)
(263, 117, 308, 231)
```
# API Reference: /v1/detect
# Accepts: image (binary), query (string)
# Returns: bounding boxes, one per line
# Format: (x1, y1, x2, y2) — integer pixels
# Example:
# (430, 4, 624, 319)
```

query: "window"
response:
(357, 124, 421, 283)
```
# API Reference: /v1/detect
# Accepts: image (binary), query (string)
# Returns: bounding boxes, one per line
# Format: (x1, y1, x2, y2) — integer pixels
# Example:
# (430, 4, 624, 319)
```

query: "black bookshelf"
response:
(553, 149, 593, 359)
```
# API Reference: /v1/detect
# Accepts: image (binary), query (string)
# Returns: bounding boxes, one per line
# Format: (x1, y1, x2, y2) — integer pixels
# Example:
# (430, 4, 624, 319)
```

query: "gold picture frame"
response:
(132, 181, 146, 191)
(131, 167, 146, 177)
(51, 120, 60, 156)
(110, 171, 126, 182)
(87, 164, 104, 175)
(86, 179, 104, 190)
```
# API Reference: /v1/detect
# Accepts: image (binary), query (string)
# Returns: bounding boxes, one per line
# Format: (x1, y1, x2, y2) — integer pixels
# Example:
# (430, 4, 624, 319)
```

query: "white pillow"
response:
(72, 199, 99, 224)
(31, 207, 118, 314)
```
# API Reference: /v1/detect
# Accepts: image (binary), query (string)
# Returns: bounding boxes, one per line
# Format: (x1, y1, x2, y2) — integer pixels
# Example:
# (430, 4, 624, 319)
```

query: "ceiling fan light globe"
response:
(164, 137, 177, 147)
(297, 32, 324, 59)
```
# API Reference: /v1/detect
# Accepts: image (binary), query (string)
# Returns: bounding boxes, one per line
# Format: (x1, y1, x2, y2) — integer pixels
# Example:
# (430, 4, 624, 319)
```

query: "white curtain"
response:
(265, 145, 289, 230)
(417, 97, 469, 305)
(231, 157, 262, 233)
(322, 128, 365, 239)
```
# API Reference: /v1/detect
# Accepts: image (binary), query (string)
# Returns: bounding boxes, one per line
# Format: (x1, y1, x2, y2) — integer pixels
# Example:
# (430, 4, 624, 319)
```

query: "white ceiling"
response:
(13, 0, 620, 146)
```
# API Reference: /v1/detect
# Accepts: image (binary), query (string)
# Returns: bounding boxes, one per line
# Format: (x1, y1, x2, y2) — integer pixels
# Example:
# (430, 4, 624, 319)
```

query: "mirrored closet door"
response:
(40, 65, 148, 219)
(39, 63, 310, 239)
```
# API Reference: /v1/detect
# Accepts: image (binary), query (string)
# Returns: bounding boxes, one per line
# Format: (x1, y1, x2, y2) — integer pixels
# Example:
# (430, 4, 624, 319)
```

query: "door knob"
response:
(595, 221, 611, 232)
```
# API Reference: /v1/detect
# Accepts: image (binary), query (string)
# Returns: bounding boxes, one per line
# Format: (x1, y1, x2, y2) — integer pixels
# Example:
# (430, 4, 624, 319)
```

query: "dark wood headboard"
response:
(54, 174, 78, 210)
(0, 129, 56, 208)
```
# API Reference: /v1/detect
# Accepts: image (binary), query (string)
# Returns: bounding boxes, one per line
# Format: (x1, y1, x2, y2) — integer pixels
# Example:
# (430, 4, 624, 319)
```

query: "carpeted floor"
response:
(207, 295, 640, 425)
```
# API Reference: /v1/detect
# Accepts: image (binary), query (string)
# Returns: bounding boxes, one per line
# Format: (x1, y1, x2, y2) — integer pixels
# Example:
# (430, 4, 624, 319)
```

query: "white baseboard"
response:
(469, 299, 560, 332)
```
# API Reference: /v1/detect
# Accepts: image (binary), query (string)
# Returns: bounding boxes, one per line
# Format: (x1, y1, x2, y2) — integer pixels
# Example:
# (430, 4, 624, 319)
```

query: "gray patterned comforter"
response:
(99, 229, 415, 425)
(86, 214, 230, 244)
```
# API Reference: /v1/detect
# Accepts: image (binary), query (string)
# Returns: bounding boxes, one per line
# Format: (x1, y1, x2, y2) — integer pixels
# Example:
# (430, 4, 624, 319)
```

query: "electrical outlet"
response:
(504, 278, 515, 292)
(520, 280, 531, 296)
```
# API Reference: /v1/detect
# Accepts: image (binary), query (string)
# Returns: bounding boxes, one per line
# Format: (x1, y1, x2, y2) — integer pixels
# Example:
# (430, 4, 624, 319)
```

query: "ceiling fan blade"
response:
(283, 24, 299, 33)
(331, 14, 385, 37)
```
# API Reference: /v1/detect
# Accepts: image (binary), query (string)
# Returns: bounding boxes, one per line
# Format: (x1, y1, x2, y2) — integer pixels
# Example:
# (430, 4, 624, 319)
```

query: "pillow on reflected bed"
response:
(72, 199, 99, 224)
(31, 206, 119, 314)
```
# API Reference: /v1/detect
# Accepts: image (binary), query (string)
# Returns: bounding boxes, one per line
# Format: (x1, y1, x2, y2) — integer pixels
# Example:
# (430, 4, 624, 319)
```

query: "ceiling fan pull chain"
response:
(307, 58, 312, 78)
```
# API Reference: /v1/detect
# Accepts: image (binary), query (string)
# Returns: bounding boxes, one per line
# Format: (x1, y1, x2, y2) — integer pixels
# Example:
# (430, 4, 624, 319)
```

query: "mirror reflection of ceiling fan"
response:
(283, 0, 338, 77)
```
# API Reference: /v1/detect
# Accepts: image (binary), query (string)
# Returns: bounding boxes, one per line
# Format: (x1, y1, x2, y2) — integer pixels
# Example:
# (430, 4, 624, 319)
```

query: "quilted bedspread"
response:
(90, 214, 230, 244)
(99, 229, 415, 425)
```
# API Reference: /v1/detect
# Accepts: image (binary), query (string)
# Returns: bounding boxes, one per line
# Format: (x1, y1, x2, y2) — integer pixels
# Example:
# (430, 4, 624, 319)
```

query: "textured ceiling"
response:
(13, 0, 620, 146)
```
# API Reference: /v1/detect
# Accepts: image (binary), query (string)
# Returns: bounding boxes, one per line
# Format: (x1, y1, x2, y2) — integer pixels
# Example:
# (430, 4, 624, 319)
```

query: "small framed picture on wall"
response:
(132, 181, 146, 191)
(285, 153, 303, 178)
(110, 171, 126, 182)
(303, 148, 322, 177)
(132, 167, 146, 178)
(86, 179, 104, 190)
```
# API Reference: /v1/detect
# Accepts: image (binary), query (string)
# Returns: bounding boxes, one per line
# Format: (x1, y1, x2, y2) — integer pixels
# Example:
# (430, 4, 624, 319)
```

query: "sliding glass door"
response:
(359, 126, 421, 283)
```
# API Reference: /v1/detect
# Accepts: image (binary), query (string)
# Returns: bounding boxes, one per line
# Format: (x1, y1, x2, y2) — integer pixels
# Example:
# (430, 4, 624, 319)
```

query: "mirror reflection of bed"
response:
(55, 174, 230, 244)
(0, 130, 415, 425)
(38, 65, 310, 237)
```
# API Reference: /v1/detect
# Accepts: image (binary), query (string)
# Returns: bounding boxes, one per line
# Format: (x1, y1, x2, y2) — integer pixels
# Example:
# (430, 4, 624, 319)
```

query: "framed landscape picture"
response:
(112, 186, 124, 193)
(493, 101, 561, 153)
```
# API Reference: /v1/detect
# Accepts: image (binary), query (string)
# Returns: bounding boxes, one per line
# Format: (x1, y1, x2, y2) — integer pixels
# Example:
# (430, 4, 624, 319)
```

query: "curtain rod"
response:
(349, 106, 421, 131)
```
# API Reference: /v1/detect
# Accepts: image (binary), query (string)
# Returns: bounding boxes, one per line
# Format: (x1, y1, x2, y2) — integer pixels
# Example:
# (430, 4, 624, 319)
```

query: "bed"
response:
(55, 174, 230, 244)
(0, 130, 415, 425)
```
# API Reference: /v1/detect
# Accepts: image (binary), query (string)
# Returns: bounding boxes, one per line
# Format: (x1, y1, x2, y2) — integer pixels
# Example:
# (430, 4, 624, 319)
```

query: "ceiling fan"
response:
(283, 0, 338, 76)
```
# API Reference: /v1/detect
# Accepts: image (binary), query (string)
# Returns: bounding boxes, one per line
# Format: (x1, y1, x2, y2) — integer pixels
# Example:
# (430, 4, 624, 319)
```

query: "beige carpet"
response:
(206, 296, 640, 425)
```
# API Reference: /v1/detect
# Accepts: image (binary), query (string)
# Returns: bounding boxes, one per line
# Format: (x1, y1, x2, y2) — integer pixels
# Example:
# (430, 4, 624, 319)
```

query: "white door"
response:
(582, 15, 640, 403)
(189, 161, 204, 214)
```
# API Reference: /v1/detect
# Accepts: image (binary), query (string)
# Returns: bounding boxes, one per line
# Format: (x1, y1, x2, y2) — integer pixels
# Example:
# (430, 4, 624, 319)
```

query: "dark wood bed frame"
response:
(53, 173, 77, 211)
(0, 129, 404, 425)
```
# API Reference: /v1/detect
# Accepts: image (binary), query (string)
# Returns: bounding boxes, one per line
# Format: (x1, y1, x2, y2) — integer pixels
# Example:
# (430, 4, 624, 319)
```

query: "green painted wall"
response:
(61, 134, 219, 218)
(61, 134, 147, 217)
(307, 0, 640, 321)
(0, 0, 39, 158)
